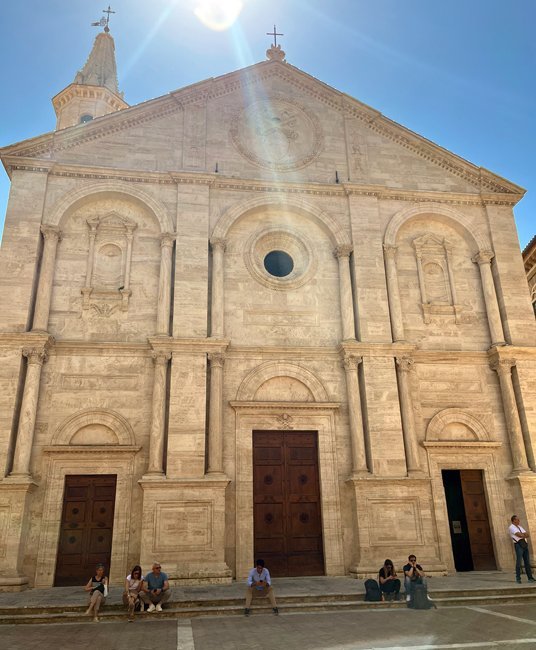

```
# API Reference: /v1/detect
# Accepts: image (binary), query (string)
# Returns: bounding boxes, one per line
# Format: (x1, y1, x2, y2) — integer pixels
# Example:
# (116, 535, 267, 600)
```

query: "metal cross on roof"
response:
(91, 5, 116, 33)
(266, 24, 284, 47)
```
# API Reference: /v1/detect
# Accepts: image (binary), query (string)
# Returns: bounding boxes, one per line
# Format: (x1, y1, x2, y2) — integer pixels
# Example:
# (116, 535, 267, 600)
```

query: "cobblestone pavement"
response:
(3, 603, 536, 650)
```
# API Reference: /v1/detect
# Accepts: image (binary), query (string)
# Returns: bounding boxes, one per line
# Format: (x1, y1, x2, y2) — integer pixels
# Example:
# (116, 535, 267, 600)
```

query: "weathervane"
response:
(91, 5, 115, 33)
(266, 24, 284, 48)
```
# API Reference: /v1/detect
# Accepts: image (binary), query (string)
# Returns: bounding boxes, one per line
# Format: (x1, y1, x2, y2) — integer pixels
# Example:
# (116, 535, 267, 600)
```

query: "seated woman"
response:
(84, 563, 108, 622)
(123, 565, 144, 621)
(378, 559, 401, 601)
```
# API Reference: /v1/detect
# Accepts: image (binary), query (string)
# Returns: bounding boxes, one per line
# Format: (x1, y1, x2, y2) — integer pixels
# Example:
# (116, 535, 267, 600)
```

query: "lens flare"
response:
(194, 0, 244, 31)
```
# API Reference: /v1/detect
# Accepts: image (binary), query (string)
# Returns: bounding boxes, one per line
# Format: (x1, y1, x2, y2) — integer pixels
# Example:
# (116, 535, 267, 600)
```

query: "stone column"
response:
(32, 226, 61, 332)
(472, 250, 506, 346)
(491, 358, 530, 474)
(207, 352, 225, 475)
(395, 356, 422, 476)
(156, 233, 175, 336)
(146, 351, 171, 476)
(10, 347, 48, 478)
(383, 245, 405, 342)
(342, 354, 369, 476)
(210, 239, 226, 338)
(334, 245, 356, 341)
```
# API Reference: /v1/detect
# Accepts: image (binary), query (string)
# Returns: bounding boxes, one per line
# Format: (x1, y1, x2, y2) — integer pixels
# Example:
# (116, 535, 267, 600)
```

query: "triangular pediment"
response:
(0, 60, 524, 196)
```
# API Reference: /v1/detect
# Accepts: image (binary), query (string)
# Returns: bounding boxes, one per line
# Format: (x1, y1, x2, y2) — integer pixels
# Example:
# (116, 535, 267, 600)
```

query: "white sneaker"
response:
(406, 594, 411, 602)
(147, 603, 156, 613)
(155, 604, 163, 612)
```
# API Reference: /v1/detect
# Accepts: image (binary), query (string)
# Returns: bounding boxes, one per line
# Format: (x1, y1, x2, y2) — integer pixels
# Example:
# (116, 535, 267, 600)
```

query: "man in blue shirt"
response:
(139, 562, 172, 612)
(244, 559, 278, 616)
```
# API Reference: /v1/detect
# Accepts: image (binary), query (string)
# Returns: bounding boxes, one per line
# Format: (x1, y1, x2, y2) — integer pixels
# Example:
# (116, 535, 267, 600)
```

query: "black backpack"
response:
(364, 578, 382, 602)
(409, 583, 436, 609)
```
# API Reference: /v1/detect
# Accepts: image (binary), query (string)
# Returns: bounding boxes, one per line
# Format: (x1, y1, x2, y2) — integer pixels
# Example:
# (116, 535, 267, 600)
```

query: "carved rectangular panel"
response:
(367, 498, 423, 546)
(0, 505, 10, 558)
(154, 503, 212, 552)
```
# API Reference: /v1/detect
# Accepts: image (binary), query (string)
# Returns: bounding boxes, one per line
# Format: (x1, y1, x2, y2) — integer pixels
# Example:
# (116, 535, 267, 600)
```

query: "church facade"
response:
(0, 29, 535, 591)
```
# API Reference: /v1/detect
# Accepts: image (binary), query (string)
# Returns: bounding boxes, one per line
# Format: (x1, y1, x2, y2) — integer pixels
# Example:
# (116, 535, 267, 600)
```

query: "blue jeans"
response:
(405, 576, 427, 595)
(515, 542, 533, 580)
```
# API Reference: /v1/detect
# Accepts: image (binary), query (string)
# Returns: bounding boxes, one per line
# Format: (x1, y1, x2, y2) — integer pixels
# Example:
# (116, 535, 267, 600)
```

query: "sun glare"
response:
(193, 0, 245, 31)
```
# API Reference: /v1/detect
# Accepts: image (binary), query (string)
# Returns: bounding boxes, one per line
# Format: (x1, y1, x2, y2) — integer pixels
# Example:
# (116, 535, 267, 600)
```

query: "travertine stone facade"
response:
(0, 36, 535, 590)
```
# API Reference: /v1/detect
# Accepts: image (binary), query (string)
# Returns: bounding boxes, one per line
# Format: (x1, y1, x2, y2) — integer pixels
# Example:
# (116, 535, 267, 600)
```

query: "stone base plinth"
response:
(139, 476, 232, 584)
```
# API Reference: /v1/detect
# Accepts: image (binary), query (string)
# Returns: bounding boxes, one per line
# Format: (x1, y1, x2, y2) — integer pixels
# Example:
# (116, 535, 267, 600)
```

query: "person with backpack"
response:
(378, 559, 401, 601)
(403, 554, 426, 602)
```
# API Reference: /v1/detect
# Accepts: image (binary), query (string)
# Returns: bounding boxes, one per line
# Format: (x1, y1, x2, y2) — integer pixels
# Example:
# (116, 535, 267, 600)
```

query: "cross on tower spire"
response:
(91, 5, 116, 33)
(266, 24, 284, 47)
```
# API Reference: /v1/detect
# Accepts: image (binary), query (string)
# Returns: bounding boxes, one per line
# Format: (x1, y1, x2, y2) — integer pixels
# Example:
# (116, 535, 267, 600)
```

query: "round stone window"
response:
(264, 250, 294, 277)
(244, 227, 316, 290)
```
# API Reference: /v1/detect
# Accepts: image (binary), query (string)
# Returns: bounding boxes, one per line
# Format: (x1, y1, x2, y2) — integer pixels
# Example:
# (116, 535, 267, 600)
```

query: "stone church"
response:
(0, 24, 535, 591)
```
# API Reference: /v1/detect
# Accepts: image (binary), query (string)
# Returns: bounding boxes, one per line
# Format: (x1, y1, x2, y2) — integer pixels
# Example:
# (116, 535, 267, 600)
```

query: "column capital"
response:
(396, 356, 414, 373)
(210, 238, 227, 252)
(208, 352, 226, 368)
(490, 357, 516, 375)
(342, 354, 362, 371)
(151, 351, 172, 365)
(383, 244, 398, 259)
(333, 244, 353, 259)
(22, 347, 48, 366)
(40, 225, 62, 242)
(472, 249, 495, 265)
(160, 232, 176, 249)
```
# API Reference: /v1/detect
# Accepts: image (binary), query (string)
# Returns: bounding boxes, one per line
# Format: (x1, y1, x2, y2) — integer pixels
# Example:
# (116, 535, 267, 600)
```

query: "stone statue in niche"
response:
(412, 233, 461, 324)
(81, 212, 137, 314)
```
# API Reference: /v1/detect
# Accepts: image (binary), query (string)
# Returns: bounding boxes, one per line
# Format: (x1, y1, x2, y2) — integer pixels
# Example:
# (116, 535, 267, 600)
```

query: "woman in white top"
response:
(123, 565, 144, 621)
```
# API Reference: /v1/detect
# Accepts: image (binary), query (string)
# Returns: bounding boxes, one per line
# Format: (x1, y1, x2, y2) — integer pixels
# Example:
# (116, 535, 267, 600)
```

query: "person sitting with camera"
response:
(403, 554, 426, 602)
(378, 559, 401, 601)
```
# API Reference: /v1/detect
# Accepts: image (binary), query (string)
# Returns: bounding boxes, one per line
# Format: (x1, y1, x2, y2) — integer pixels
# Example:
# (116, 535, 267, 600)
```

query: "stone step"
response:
(2, 590, 536, 625)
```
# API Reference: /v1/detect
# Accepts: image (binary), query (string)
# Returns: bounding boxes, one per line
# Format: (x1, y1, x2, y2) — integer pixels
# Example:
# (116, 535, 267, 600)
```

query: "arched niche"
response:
(212, 194, 351, 249)
(52, 408, 136, 446)
(44, 180, 174, 234)
(236, 361, 330, 402)
(425, 408, 489, 443)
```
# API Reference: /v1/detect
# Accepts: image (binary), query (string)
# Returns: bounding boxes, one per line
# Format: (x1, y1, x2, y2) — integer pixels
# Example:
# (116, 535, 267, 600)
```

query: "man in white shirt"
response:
(244, 559, 278, 616)
(509, 515, 535, 584)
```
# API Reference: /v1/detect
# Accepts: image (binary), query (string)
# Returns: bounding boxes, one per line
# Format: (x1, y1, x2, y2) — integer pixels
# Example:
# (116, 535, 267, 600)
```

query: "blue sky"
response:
(0, 0, 534, 248)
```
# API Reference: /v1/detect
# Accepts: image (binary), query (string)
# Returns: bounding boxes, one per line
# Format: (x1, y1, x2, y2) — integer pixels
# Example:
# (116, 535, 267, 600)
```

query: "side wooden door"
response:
(253, 431, 324, 577)
(54, 475, 117, 586)
(460, 469, 496, 570)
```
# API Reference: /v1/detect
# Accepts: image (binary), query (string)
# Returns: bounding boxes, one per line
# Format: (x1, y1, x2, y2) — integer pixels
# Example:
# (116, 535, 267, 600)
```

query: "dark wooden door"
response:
(253, 431, 324, 577)
(460, 469, 496, 570)
(54, 475, 117, 586)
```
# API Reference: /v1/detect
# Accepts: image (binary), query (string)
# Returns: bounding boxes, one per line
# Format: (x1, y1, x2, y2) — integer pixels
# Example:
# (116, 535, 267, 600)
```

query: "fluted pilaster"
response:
(210, 239, 226, 338)
(473, 250, 506, 346)
(383, 244, 405, 342)
(342, 354, 369, 476)
(32, 226, 62, 332)
(156, 233, 175, 336)
(395, 356, 423, 476)
(207, 352, 225, 475)
(334, 245, 356, 341)
(146, 351, 171, 476)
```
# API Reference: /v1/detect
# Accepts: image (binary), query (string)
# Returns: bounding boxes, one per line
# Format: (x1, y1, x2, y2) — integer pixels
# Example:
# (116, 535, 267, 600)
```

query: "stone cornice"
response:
(139, 477, 230, 489)
(422, 441, 502, 450)
(43, 445, 141, 455)
(0, 156, 522, 206)
(230, 400, 340, 412)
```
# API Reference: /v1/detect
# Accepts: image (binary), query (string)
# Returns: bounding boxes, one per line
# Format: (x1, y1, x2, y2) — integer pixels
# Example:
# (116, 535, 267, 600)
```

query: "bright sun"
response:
(193, 0, 245, 31)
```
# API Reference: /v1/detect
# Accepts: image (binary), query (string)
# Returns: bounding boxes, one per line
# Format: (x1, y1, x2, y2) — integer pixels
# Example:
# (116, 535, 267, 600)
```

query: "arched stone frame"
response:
(237, 361, 330, 402)
(52, 408, 136, 446)
(424, 447, 510, 574)
(210, 195, 356, 340)
(44, 180, 174, 234)
(34, 445, 140, 588)
(212, 194, 352, 248)
(382, 203, 503, 342)
(231, 363, 344, 579)
(425, 408, 491, 443)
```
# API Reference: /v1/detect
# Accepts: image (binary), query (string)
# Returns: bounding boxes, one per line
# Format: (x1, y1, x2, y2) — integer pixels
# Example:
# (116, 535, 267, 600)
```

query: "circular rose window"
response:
(244, 227, 316, 290)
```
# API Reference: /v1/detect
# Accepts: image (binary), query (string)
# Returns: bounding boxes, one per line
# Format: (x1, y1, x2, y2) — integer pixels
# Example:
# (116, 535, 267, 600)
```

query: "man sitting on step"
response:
(403, 554, 427, 602)
(244, 559, 279, 616)
(139, 562, 172, 612)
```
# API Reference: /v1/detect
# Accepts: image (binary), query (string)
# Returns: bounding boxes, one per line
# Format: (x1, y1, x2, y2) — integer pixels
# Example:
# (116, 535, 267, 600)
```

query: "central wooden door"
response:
(54, 475, 117, 586)
(253, 431, 325, 577)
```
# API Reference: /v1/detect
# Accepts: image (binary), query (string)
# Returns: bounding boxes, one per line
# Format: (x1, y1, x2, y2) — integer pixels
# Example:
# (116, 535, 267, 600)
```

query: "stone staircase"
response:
(2, 585, 536, 625)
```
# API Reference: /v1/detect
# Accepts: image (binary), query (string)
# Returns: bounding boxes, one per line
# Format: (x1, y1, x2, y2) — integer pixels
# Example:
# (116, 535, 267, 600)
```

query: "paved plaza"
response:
(2, 603, 536, 650)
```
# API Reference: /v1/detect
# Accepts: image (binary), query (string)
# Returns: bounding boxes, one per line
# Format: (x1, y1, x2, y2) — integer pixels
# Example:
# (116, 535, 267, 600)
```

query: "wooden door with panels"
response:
(54, 475, 117, 586)
(253, 430, 325, 577)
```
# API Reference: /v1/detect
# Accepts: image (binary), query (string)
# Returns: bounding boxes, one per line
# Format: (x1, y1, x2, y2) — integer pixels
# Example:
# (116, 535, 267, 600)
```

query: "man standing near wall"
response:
(509, 515, 536, 584)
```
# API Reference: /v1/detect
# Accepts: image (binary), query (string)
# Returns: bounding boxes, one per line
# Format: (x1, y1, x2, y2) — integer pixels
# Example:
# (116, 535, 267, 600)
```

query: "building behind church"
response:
(0, 24, 535, 591)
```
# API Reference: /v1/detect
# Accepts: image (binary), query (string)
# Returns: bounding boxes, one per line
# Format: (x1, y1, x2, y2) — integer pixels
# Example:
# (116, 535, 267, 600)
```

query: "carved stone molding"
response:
(342, 355, 363, 371)
(275, 413, 293, 429)
(490, 358, 516, 375)
(208, 352, 226, 368)
(210, 238, 227, 253)
(472, 249, 495, 265)
(152, 351, 172, 365)
(334, 245, 353, 259)
(160, 232, 176, 249)
(383, 244, 397, 260)
(40, 225, 62, 242)
(395, 356, 414, 373)
(22, 347, 48, 366)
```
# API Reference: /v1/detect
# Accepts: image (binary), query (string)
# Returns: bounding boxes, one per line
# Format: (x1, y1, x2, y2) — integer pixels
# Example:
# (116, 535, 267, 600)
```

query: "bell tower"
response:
(52, 6, 129, 130)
